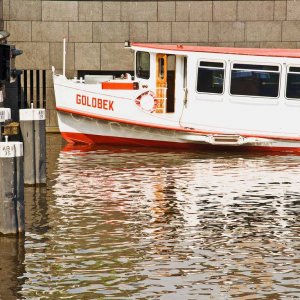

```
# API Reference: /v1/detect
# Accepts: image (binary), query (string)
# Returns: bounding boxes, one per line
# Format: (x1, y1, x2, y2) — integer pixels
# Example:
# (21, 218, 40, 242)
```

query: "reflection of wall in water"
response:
(0, 237, 25, 300)
(25, 187, 49, 234)
(25, 134, 64, 233)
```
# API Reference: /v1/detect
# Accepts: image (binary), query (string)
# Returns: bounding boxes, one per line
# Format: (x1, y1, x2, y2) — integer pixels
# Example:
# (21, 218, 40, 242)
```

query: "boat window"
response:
(158, 57, 165, 79)
(233, 64, 279, 72)
(289, 66, 300, 73)
(183, 57, 187, 89)
(230, 63, 280, 98)
(286, 66, 300, 99)
(136, 51, 150, 79)
(200, 61, 224, 68)
(197, 61, 225, 94)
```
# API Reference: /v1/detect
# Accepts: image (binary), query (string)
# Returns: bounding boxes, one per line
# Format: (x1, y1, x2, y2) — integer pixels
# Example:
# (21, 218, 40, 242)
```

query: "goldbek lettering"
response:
(76, 94, 114, 111)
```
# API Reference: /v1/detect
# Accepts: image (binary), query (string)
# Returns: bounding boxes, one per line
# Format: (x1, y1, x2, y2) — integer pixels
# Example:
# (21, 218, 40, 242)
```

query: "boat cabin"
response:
(130, 43, 300, 135)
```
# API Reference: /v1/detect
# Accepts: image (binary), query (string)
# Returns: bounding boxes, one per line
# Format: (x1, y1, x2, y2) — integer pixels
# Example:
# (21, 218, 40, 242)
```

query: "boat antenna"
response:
(63, 38, 66, 77)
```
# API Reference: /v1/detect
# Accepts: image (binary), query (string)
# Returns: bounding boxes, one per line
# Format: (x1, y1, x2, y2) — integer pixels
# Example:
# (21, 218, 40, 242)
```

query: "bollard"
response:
(0, 107, 11, 141)
(19, 108, 46, 185)
(0, 140, 24, 235)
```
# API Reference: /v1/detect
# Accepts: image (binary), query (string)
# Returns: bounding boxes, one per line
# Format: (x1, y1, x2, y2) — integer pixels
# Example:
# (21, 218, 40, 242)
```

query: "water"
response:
(1, 134, 300, 299)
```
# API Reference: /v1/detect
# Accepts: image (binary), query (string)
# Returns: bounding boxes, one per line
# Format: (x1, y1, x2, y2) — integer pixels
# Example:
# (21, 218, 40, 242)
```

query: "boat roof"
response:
(131, 43, 300, 59)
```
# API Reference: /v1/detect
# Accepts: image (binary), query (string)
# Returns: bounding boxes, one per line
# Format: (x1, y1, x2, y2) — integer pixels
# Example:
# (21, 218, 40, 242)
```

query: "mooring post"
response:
(0, 140, 24, 235)
(19, 107, 46, 185)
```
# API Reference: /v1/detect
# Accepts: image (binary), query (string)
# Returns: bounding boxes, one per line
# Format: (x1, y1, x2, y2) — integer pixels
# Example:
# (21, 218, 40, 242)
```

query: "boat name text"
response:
(76, 94, 114, 111)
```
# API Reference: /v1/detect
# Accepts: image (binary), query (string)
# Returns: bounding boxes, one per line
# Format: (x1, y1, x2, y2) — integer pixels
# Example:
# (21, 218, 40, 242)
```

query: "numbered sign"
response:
(19, 109, 46, 121)
(0, 110, 5, 122)
(0, 142, 23, 158)
(0, 108, 11, 122)
(35, 109, 46, 120)
(0, 144, 14, 157)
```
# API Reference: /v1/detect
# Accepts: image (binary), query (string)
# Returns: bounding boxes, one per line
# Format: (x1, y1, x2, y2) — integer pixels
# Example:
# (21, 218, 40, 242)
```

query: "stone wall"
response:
(1, 0, 299, 130)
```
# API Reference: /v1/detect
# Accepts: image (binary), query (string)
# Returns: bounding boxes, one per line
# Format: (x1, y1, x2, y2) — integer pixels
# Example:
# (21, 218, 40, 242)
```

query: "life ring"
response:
(135, 91, 158, 113)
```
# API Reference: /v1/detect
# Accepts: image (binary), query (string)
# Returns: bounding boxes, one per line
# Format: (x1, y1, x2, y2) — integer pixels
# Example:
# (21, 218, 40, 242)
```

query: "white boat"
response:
(53, 42, 300, 151)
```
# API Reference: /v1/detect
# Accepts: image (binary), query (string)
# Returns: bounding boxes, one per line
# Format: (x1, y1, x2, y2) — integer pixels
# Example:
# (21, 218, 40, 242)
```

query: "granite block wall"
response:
(0, 0, 298, 130)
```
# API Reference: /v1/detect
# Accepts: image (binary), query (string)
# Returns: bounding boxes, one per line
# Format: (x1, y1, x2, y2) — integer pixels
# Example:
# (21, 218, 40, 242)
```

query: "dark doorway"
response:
(166, 55, 175, 113)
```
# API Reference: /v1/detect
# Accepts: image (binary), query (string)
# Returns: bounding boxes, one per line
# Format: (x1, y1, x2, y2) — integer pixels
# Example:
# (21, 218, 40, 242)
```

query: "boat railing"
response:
(72, 77, 85, 84)
(155, 87, 167, 113)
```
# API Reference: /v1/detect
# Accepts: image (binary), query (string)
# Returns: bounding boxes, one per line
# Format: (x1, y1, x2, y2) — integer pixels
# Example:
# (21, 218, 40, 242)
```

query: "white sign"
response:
(0, 108, 11, 122)
(35, 109, 46, 120)
(19, 109, 46, 121)
(0, 110, 5, 122)
(0, 142, 23, 158)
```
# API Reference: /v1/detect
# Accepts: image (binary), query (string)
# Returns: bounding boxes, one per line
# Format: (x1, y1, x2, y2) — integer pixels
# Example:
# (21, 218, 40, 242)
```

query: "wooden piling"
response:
(19, 108, 46, 185)
(0, 141, 24, 235)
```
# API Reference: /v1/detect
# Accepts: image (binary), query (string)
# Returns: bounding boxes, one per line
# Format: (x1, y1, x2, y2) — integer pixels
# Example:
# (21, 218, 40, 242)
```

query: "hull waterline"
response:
(57, 111, 300, 152)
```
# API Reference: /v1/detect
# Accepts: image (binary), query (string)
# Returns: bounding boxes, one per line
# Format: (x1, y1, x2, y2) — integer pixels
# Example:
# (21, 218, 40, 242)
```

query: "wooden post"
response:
(19, 108, 46, 185)
(0, 141, 24, 235)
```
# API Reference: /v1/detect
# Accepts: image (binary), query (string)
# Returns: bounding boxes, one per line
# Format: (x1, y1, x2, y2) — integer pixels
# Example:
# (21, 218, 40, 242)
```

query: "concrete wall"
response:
(1, 0, 299, 130)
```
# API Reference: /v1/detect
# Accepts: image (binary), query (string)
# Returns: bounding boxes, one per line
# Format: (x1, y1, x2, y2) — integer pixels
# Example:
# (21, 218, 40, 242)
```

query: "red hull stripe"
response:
(56, 106, 300, 142)
(62, 132, 197, 149)
(61, 132, 300, 152)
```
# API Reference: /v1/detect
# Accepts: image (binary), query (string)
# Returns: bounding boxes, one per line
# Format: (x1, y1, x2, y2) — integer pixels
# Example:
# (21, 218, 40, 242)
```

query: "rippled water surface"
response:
(1, 134, 300, 299)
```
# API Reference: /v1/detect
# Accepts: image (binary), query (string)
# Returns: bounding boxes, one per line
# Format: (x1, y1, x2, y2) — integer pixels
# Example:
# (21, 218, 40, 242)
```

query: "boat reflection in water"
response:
(21, 140, 300, 299)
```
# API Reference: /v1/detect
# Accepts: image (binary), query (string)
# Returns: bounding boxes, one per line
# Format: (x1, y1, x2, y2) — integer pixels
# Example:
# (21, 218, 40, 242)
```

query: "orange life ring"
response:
(135, 91, 158, 113)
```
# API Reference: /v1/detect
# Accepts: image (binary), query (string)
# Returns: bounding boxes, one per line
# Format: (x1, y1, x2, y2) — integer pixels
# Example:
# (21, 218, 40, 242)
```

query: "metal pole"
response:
(36, 70, 40, 108)
(42, 70, 46, 109)
(24, 70, 28, 108)
(63, 38, 66, 77)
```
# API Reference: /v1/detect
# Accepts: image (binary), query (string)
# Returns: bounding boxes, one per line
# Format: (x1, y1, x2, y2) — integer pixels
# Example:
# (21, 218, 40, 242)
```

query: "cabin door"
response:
(155, 54, 175, 113)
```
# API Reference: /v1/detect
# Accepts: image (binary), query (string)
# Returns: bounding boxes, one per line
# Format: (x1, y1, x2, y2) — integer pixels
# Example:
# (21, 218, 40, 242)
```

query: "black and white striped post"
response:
(0, 140, 24, 235)
(19, 107, 46, 186)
